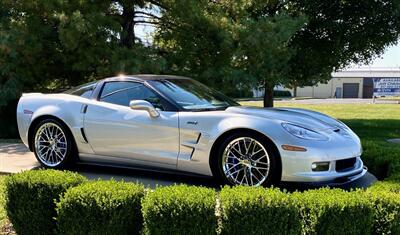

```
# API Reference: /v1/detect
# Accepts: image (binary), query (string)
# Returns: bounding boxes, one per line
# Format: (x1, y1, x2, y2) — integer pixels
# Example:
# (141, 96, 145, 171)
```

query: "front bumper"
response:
(281, 151, 366, 183)
(289, 166, 368, 187)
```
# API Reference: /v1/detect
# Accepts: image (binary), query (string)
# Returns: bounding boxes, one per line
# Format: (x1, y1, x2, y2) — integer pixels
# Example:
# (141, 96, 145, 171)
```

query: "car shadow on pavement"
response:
(0, 143, 30, 155)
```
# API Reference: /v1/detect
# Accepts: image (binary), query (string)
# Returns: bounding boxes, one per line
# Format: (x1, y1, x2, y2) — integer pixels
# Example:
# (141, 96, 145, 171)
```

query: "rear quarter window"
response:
(65, 82, 97, 99)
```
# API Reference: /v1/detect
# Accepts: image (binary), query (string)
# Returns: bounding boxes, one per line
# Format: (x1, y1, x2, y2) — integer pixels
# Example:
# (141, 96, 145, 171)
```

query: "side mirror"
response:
(129, 100, 160, 118)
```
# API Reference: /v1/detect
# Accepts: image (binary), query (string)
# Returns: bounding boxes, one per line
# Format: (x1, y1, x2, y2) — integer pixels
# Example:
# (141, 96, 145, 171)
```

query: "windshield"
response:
(149, 79, 239, 111)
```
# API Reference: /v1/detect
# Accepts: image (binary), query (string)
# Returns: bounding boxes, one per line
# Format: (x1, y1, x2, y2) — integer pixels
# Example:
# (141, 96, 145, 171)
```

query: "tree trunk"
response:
(263, 84, 274, 107)
(293, 85, 297, 98)
(121, 3, 135, 48)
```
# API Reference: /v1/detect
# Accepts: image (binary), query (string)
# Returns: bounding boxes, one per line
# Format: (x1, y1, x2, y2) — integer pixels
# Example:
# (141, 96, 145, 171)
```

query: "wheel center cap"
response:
(49, 140, 56, 150)
(241, 159, 251, 167)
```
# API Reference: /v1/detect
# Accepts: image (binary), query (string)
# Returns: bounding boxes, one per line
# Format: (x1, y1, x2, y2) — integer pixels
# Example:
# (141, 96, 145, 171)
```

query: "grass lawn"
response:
(240, 102, 400, 180)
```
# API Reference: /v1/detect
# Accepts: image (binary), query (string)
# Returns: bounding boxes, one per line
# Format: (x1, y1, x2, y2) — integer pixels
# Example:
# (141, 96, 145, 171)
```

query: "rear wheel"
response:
(216, 132, 278, 186)
(33, 119, 75, 168)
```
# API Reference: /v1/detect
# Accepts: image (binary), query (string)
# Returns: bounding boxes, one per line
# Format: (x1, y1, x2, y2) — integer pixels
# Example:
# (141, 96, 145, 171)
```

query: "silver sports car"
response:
(17, 75, 366, 186)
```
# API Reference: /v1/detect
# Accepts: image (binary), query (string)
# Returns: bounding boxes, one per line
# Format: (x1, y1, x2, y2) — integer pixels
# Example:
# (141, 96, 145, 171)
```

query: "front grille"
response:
(336, 157, 356, 172)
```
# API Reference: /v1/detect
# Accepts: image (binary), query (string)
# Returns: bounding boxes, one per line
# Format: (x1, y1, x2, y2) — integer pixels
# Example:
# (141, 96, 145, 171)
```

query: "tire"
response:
(32, 118, 76, 168)
(215, 131, 279, 187)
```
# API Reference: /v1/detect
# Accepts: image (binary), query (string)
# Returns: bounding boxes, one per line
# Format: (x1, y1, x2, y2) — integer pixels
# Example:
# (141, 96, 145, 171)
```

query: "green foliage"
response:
(287, 0, 400, 88)
(56, 180, 145, 235)
(1, 0, 400, 134)
(367, 178, 400, 194)
(155, 0, 236, 91)
(5, 170, 86, 235)
(156, 0, 400, 106)
(293, 188, 373, 235)
(141, 184, 216, 235)
(0, 176, 7, 227)
(366, 191, 400, 234)
(2, 169, 400, 235)
(220, 186, 301, 235)
(0, 0, 166, 137)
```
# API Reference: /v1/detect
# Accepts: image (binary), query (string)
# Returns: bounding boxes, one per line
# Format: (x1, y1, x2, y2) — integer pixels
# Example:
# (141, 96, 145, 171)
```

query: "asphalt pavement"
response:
(0, 143, 377, 190)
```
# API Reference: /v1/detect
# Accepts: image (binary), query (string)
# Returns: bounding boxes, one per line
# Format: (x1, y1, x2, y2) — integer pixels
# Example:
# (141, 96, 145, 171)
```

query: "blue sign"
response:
(373, 78, 400, 97)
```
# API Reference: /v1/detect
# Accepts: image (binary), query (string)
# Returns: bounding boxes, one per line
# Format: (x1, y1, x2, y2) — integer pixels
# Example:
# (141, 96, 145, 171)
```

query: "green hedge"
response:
(367, 180, 400, 193)
(4, 170, 400, 235)
(220, 186, 301, 235)
(5, 170, 86, 235)
(56, 180, 145, 235)
(367, 191, 400, 234)
(142, 185, 216, 235)
(293, 188, 373, 235)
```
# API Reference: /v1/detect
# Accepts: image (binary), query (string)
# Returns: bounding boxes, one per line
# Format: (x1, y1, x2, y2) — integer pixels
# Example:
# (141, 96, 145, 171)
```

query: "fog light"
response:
(311, 162, 330, 171)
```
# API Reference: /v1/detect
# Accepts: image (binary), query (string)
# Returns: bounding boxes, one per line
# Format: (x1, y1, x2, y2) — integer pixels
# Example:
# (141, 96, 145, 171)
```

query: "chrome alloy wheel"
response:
(222, 137, 270, 186)
(34, 122, 68, 167)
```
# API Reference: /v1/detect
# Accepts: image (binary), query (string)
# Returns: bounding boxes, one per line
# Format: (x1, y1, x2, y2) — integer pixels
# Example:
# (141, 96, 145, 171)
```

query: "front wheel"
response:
(33, 119, 75, 168)
(216, 132, 279, 186)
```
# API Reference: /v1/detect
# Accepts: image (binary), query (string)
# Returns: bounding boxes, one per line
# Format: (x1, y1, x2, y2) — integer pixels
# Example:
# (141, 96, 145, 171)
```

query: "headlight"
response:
(281, 123, 329, 141)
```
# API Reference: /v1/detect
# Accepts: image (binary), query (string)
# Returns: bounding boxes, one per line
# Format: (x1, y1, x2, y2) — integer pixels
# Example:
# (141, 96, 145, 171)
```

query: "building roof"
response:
(332, 67, 400, 78)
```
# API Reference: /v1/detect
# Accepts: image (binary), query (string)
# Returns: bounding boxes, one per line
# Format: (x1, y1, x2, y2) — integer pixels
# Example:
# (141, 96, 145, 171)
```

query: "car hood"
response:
(225, 106, 347, 132)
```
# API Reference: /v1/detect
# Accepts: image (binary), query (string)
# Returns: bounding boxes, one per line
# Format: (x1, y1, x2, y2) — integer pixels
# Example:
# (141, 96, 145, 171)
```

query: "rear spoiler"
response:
(22, 93, 43, 97)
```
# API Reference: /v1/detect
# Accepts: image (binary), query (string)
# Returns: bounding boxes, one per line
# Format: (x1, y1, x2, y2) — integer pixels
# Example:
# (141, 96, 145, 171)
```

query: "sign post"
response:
(373, 78, 400, 103)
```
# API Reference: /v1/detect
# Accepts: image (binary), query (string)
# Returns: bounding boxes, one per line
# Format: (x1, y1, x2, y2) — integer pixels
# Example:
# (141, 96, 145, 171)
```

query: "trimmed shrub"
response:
(367, 180, 400, 193)
(367, 191, 400, 234)
(142, 184, 216, 235)
(293, 188, 374, 235)
(56, 180, 145, 235)
(5, 169, 86, 235)
(220, 186, 301, 235)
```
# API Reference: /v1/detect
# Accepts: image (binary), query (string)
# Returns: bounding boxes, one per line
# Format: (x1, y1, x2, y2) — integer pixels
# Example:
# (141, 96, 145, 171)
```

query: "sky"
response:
(365, 42, 400, 68)
(350, 41, 400, 68)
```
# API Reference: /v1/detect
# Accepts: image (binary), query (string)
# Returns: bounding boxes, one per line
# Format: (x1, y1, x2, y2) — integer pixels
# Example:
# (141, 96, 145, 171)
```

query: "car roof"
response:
(103, 74, 191, 82)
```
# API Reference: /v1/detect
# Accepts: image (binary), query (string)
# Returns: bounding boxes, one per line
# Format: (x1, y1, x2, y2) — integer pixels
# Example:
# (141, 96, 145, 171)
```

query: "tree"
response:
(228, 1, 307, 107)
(153, 0, 238, 94)
(286, 0, 400, 94)
(155, 0, 400, 107)
(0, 0, 165, 137)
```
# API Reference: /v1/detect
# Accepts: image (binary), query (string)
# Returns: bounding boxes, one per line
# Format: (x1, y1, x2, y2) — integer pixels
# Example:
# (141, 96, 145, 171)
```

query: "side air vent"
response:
(80, 128, 89, 143)
(196, 133, 202, 143)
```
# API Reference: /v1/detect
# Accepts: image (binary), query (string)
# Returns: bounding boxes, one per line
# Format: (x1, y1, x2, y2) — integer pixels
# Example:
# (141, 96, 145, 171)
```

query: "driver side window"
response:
(99, 81, 165, 110)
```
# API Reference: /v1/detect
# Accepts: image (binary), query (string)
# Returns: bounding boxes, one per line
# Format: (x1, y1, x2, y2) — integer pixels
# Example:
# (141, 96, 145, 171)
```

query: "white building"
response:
(285, 67, 400, 98)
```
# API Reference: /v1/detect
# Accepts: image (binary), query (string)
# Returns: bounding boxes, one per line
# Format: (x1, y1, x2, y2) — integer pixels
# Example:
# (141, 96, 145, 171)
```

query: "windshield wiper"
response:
(191, 107, 228, 112)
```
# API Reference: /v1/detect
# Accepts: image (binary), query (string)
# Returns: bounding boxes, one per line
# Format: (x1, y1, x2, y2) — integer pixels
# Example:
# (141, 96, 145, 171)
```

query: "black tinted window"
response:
(65, 82, 96, 99)
(100, 82, 164, 110)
